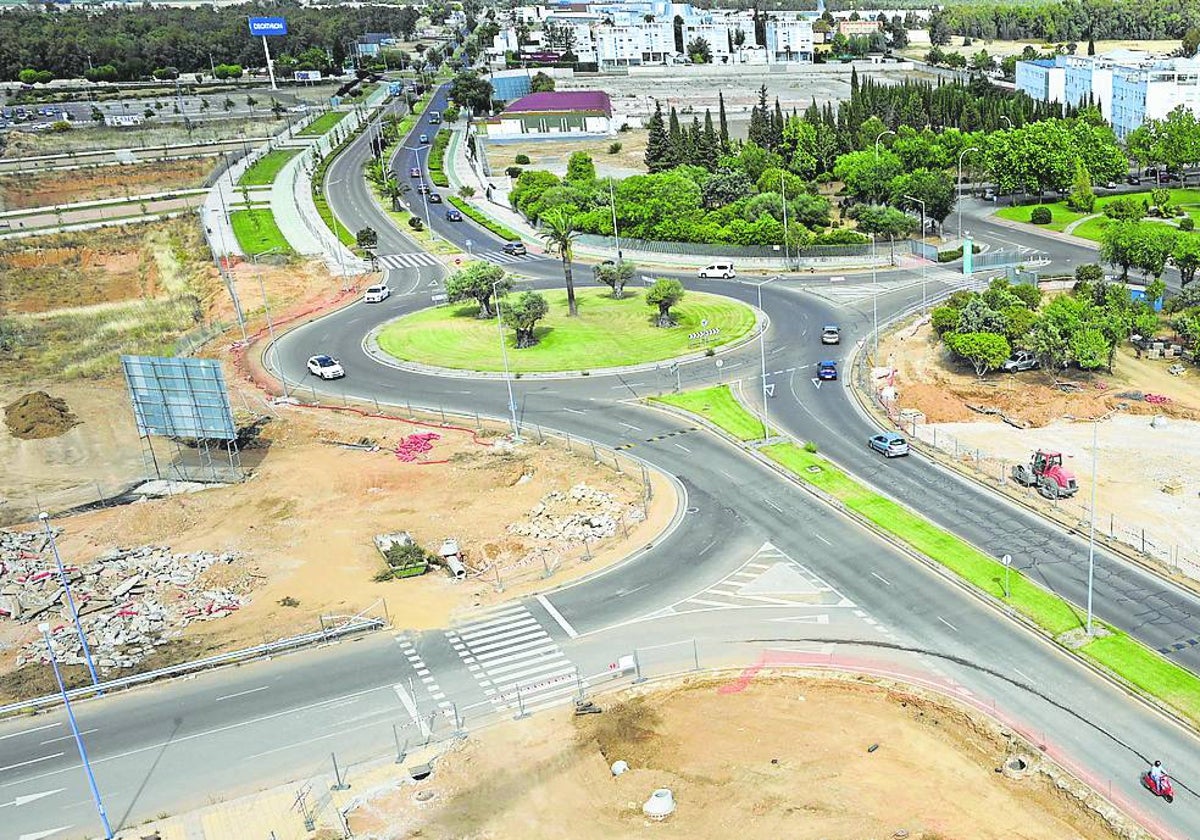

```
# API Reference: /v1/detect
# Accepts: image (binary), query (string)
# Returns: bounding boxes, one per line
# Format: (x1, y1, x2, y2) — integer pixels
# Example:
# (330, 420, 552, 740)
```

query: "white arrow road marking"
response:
(19, 826, 73, 840)
(0, 789, 64, 809)
(392, 683, 429, 738)
(766, 615, 830, 624)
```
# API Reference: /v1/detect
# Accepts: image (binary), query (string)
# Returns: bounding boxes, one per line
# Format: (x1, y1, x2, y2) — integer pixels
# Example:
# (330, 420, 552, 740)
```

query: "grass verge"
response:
(238, 148, 302, 187)
(298, 111, 349, 137)
(661, 384, 1200, 726)
(428, 129, 451, 187)
(448, 195, 522, 242)
(655, 385, 775, 441)
(994, 188, 1200, 238)
(377, 287, 755, 373)
(229, 209, 294, 255)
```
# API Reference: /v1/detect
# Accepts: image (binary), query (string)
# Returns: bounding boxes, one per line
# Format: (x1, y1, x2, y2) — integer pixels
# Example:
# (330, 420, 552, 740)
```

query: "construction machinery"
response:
(1010, 450, 1079, 499)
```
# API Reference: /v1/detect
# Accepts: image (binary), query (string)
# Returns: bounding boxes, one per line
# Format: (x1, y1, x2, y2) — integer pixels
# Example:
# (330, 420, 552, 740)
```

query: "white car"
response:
(363, 283, 390, 303)
(307, 354, 345, 379)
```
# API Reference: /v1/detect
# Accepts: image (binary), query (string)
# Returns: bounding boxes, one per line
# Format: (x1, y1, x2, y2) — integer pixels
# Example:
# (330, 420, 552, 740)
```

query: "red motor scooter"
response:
(1142, 771, 1175, 803)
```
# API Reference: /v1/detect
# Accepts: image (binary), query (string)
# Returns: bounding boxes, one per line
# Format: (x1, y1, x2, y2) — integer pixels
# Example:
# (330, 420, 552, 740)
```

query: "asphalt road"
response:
(4, 88, 1200, 839)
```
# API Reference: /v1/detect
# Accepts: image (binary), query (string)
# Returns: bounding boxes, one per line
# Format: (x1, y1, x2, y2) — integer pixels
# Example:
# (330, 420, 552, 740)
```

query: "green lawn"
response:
(995, 188, 1200, 237)
(994, 201, 1085, 232)
(377, 287, 756, 373)
(298, 111, 348, 137)
(655, 385, 776, 440)
(238, 148, 302, 187)
(661, 386, 1200, 726)
(229, 209, 294, 256)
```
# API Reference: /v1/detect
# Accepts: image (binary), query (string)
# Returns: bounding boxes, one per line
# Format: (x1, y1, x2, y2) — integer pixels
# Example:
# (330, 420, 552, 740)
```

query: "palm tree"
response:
(540, 208, 580, 316)
(383, 177, 409, 212)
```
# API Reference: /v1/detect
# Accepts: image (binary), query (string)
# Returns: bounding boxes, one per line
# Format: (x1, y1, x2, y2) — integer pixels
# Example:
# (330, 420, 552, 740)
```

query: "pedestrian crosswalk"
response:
(446, 603, 583, 716)
(377, 249, 544, 271)
(804, 268, 977, 305)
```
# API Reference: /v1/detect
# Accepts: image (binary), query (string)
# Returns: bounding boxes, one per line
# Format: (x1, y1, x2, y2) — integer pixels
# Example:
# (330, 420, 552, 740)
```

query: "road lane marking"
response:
(764, 499, 783, 514)
(0, 789, 63, 809)
(0, 724, 59, 742)
(214, 686, 269, 702)
(813, 533, 832, 546)
(0, 753, 64, 774)
(619, 422, 642, 431)
(870, 572, 891, 586)
(617, 584, 648, 598)
(1013, 668, 1033, 684)
(938, 616, 959, 633)
(563, 407, 585, 414)
(673, 443, 691, 453)
(698, 540, 716, 556)
(392, 683, 430, 738)
(39, 730, 96, 746)
(18, 824, 73, 840)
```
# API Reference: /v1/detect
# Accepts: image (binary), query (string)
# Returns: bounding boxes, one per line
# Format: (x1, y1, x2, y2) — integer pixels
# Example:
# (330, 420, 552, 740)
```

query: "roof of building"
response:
(504, 90, 612, 116)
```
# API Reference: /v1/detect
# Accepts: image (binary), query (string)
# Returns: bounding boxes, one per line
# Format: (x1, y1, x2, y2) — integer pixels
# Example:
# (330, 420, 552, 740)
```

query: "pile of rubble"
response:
(0, 529, 250, 673)
(508, 483, 644, 544)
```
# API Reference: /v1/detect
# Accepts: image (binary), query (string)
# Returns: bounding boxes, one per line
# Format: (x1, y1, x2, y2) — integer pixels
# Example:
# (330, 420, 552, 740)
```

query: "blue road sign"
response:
(248, 16, 287, 36)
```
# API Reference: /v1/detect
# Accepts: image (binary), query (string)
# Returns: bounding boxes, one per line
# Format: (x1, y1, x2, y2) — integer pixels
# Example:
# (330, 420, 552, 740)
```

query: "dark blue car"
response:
(817, 360, 838, 381)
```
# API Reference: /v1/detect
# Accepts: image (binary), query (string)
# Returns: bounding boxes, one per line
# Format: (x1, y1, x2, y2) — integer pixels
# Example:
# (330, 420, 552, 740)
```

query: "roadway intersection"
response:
(2, 88, 1198, 840)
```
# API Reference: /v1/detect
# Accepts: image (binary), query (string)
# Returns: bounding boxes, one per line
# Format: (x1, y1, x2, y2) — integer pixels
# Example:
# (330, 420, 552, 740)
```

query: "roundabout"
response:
(372, 286, 758, 374)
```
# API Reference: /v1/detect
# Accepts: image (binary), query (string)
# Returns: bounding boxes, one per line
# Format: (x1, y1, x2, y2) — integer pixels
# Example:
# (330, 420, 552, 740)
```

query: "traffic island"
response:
(374, 287, 757, 375)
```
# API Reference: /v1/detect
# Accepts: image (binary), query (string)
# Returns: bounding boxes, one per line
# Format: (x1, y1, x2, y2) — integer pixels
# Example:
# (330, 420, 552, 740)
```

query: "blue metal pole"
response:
(40, 513, 101, 689)
(40, 623, 114, 839)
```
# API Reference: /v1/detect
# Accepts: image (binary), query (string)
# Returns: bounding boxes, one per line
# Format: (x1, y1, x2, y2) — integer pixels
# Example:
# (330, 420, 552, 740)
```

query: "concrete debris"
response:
(507, 483, 642, 544)
(0, 528, 249, 673)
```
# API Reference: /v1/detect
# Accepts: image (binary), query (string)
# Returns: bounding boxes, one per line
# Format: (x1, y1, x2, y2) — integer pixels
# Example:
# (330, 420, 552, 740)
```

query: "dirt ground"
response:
(0, 117, 275, 158)
(0, 400, 674, 697)
(0, 158, 211, 211)
(877, 320, 1200, 561)
(347, 676, 1137, 840)
(485, 130, 648, 180)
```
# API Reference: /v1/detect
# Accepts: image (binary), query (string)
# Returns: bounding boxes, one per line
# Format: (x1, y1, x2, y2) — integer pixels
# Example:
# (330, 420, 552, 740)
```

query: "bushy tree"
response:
(1103, 196, 1146, 222)
(595, 260, 635, 299)
(945, 332, 1010, 377)
(501, 292, 550, 348)
(646, 278, 685, 327)
(1066, 159, 1095, 213)
(565, 152, 596, 184)
(446, 261, 511, 318)
(529, 71, 555, 92)
(956, 296, 1006, 334)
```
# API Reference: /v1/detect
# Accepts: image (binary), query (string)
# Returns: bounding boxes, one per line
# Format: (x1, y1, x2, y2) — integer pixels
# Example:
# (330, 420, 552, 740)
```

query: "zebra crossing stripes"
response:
(377, 250, 542, 271)
(446, 603, 583, 715)
(395, 635, 452, 711)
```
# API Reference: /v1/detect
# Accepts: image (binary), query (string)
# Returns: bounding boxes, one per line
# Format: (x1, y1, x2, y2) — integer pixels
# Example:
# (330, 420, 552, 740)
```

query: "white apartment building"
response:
(1014, 59, 1065, 107)
(683, 21, 735, 63)
(764, 18, 815, 63)
(1110, 56, 1200, 139)
(595, 20, 676, 67)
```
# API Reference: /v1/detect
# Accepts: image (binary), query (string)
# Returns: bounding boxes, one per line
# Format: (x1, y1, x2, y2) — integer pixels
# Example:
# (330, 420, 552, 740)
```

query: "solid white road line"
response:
(0, 753, 64, 774)
(536, 593, 579, 639)
(938, 616, 959, 633)
(870, 572, 891, 586)
(0, 724, 59, 742)
(764, 499, 783, 513)
(813, 533, 832, 546)
(214, 685, 269, 702)
(39, 730, 96, 746)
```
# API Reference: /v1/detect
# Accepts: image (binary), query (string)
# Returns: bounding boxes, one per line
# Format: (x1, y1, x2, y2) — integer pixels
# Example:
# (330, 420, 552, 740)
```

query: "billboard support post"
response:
(262, 36, 277, 90)
(248, 16, 287, 90)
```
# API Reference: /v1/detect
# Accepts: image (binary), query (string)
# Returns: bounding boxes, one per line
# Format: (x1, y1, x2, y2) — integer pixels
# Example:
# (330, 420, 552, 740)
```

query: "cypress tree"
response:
(850, 65, 859, 95)
(772, 98, 785, 151)
(644, 100, 668, 172)
(748, 85, 770, 147)
(667, 106, 683, 168)
(718, 90, 731, 151)
(700, 108, 720, 169)
(688, 115, 703, 166)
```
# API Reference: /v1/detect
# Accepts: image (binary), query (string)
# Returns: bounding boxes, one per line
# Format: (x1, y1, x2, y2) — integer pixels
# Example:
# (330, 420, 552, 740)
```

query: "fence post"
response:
(537, 424, 544, 444)
(393, 724, 407, 764)
(633, 649, 646, 684)
(513, 683, 529, 720)
(692, 639, 700, 671)
(591, 441, 599, 462)
(330, 752, 349, 791)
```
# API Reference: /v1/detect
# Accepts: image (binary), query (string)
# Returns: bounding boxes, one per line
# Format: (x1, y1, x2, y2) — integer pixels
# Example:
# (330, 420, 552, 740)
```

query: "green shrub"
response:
(505, 165, 523, 178)
(931, 305, 961, 335)
(514, 153, 531, 164)
(1030, 206, 1052, 225)
(1181, 217, 1196, 232)
(447, 196, 521, 240)
(608, 142, 622, 154)
(408, 216, 424, 230)
(938, 246, 964, 262)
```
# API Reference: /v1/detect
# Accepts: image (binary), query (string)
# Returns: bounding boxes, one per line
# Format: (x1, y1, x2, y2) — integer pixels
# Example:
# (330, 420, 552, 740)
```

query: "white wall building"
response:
(595, 20, 676, 67)
(1014, 59, 1065, 107)
(1111, 57, 1200, 139)
(764, 18, 815, 63)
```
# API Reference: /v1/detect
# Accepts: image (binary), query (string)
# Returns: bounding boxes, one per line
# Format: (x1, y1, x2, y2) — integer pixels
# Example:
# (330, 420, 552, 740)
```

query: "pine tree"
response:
(717, 91, 730, 151)
(644, 101, 668, 172)
(700, 108, 720, 169)
(748, 85, 770, 148)
(667, 106, 683, 168)
(688, 115, 703, 166)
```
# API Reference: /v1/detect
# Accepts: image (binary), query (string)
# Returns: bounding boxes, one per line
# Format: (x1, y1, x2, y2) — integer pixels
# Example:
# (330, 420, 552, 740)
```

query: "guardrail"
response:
(0, 614, 386, 719)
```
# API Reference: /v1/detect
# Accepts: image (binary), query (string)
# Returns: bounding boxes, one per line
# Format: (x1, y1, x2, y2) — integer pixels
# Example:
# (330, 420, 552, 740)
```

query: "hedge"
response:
(447, 196, 522, 241)
(427, 129, 451, 188)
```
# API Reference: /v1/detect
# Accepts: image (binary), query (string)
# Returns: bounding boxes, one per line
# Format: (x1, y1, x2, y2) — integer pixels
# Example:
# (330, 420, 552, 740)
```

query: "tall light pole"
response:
(903, 194, 928, 310)
(957, 145, 980, 240)
(608, 179, 621, 261)
(780, 171, 789, 269)
(492, 278, 521, 441)
(403, 144, 436, 242)
(40, 622, 113, 839)
(39, 513, 100, 689)
(1086, 407, 1121, 636)
(874, 128, 896, 159)
(756, 276, 779, 440)
(252, 247, 290, 397)
(871, 232, 879, 359)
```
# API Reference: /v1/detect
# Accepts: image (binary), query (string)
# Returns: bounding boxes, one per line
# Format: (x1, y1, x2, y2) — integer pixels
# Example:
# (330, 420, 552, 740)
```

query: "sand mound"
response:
(4, 391, 80, 439)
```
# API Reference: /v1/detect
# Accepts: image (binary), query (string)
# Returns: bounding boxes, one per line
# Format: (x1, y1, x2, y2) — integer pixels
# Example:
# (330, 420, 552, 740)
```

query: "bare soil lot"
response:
(0, 158, 211, 211)
(348, 675, 1140, 840)
(0, 117, 277, 158)
(486, 131, 648, 180)
(0, 401, 672, 701)
(877, 320, 1200, 562)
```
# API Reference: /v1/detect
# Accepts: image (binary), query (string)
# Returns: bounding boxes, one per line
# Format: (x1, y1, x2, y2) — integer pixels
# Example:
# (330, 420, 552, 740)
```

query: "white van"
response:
(698, 262, 735, 279)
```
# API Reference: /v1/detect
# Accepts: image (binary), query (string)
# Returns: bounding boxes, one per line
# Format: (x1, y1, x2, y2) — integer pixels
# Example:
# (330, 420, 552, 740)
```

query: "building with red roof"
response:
(482, 90, 615, 139)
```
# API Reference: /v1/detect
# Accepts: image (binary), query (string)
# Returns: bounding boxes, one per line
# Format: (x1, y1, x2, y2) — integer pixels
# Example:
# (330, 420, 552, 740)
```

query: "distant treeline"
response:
(932, 0, 1200, 42)
(0, 3, 440, 82)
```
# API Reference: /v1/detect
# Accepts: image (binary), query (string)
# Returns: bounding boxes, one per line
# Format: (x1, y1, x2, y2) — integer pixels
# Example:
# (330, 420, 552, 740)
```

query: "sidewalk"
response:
(270, 86, 391, 274)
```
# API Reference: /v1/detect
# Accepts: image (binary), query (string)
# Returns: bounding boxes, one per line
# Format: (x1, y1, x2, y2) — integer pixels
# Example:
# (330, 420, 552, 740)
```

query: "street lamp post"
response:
(608, 179, 622, 261)
(874, 129, 896, 159)
(493, 279, 521, 441)
(40, 622, 114, 839)
(756, 277, 779, 440)
(252, 247, 290, 397)
(903, 194, 928, 310)
(957, 146, 980, 240)
(39, 512, 101, 689)
(1086, 407, 1121, 635)
(780, 172, 789, 269)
